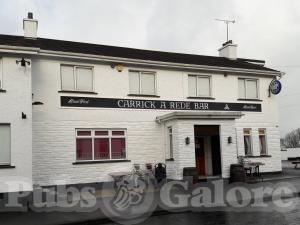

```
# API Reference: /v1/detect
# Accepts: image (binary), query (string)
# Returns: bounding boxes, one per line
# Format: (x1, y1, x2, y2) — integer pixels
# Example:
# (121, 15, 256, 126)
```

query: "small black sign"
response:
(61, 96, 262, 112)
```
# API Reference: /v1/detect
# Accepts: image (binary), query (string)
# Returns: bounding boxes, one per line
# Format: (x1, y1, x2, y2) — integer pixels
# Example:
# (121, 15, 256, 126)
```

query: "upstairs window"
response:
(61, 65, 93, 92)
(0, 124, 11, 165)
(129, 71, 156, 95)
(259, 129, 268, 155)
(76, 129, 127, 161)
(238, 78, 259, 99)
(188, 75, 211, 97)
(243, 128, 253, 156)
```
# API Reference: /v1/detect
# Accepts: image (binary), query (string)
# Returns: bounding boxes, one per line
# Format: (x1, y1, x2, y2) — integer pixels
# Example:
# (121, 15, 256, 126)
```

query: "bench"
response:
(291, 161, 300, 169)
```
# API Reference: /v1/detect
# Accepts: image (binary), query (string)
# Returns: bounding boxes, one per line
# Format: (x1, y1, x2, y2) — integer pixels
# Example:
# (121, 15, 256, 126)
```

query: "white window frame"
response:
(243, 128, 253, 156)
(60, 65, 94, 92)
(167, 127, 174, 159)
(75, 129, 127, 161)
(188, 74, 212, 97)
(129, 70, 157, 95)
(0, 124, 11, 165)
(259, 128, 268, 155)
(238, 78, 259, 100)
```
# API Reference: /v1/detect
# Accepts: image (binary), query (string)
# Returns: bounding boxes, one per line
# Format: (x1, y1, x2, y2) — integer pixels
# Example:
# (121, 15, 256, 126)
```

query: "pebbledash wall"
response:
(31, 57, 281, 186)
(0, 56, 32, 193)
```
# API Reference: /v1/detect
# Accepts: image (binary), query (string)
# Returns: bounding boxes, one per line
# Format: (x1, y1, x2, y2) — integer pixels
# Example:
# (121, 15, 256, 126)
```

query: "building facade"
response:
(0, 14, 282, 193)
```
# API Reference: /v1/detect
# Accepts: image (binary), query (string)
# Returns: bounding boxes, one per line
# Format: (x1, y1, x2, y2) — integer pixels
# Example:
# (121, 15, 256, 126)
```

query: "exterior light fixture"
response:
(16, 58, 30, 67)
(185, 137, 190, 145)
(32, 101, 44, 105)
(228, 136, 232, 144)
(110, 64, 124, 72)
(22, 112, 27, 119)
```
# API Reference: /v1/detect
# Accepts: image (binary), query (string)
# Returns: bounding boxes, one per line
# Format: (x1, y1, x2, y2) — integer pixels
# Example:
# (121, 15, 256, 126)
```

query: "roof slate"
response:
(0, 34, 278, 72)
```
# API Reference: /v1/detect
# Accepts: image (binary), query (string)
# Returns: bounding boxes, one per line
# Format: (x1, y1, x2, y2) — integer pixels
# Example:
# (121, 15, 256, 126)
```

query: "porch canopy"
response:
(155, 111, 244, 123)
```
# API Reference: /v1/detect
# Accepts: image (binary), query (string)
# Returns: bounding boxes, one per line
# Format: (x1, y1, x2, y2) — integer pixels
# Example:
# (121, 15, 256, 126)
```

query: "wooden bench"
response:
(291, 161, 300, 169)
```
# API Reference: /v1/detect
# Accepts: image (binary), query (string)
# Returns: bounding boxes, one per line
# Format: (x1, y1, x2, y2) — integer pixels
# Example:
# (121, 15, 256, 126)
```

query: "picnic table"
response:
(291, 161, 300, 169)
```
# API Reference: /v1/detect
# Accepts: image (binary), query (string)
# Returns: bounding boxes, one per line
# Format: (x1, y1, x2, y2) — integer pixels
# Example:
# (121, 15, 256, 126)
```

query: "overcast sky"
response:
(1, 0, 299, 137)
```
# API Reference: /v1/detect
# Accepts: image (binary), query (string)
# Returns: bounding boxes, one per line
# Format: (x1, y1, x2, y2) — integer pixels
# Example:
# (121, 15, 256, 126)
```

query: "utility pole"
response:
(215, 19, 235, 42)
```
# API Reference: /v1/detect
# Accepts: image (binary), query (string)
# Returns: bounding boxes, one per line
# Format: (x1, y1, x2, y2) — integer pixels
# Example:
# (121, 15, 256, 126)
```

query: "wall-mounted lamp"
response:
(111, 64, 124, 72)
(16, 58, 30, 67)
(228, 136, 232, 144)
(185, 137, 190, 145)
(22, 112, 27, 119)
(32, 101, 44, 105)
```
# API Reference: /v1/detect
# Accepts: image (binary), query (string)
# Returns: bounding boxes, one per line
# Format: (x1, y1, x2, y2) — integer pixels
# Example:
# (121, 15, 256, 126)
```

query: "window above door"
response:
(188, 75, 212, 99)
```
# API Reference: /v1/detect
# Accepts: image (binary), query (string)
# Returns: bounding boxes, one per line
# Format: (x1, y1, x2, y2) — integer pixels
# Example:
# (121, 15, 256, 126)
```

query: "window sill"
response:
(73, 159, 131, 165)
(166, 158, 175, 161)
(0, 165, 15, 169)
(127, 94, 160, 98)
(237, 98, 263, 102)
(58, 90, 98, 95)
(187, 96, 215, 100)
(0, 89, 7, 93)
(244, 155, 272, 158)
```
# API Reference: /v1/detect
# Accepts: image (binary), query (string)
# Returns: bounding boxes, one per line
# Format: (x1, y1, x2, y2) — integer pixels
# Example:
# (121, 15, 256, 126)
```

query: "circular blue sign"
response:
(269, 79, 282, 95)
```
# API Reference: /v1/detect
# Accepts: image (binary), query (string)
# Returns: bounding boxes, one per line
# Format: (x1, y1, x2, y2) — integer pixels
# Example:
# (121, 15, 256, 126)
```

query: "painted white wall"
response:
(281, 148, 300, 160)
(31, 57, 281, 185)
(0, 56, 32, 193)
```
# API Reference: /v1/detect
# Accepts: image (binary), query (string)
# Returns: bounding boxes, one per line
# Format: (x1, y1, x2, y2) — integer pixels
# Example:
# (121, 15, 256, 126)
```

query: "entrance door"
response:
(195, 137, 206, 175)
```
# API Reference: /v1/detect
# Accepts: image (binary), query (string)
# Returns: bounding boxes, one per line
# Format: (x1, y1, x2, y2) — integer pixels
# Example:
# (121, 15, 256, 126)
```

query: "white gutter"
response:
(0, 45, 281, 76)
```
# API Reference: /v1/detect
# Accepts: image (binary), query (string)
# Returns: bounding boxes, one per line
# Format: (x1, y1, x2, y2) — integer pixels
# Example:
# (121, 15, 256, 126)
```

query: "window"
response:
(243, 128, 253, 156)
(238, 78, 259, 99)
(61, 65, 93, 92)
(188, 75, 211, 97)
(129, 71, 156, 95)
(168, 127, 173, 159)
(76, 129, 126, 161)
(0, 124, 11, 165)
(259, 129, 267, 155)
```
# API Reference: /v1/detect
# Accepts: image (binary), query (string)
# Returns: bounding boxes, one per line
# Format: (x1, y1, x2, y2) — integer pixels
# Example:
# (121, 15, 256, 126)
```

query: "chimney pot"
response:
(28, 12, 33, 19)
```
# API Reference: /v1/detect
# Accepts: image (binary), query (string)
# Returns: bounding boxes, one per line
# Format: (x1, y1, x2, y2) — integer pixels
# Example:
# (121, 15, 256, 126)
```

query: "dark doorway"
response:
(194, 125, 222, 176)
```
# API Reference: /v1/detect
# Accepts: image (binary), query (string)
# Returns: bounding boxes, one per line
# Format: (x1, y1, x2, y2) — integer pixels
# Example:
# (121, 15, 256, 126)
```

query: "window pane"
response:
(244, 136, 252, 156)
(76, 67, 93, 91)
(76, 139, 92, 160)
(112, 131, 125, 136)
(141, 73, 155, 95)
(188, 76, 197, 97)
(94, 138, 109, 159)
(77, 131, 91, 136)
(197, 77, 210, 96)
(61, 66, 74, 90)
(111, 138, 126, 159)
(246, 80, 258, 99)
(238, 79, 245, 98)
(0, 125, 10, 164)
(259, 135, 267, 155)
(95, 131, 109, 136)
(129, 71, 140, 94)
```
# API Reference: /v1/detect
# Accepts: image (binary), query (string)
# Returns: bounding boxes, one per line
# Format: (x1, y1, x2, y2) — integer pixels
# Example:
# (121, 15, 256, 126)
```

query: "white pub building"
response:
(0, 13, 283, 195)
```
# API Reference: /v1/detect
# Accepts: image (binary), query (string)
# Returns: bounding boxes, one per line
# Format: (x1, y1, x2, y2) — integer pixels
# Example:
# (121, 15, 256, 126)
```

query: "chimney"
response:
(218, 40, 237, 60)
(23, 12, 38, 39)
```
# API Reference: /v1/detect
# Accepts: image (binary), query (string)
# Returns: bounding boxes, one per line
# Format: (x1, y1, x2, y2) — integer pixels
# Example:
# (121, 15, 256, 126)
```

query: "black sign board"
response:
(61, 96, 261, 112)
